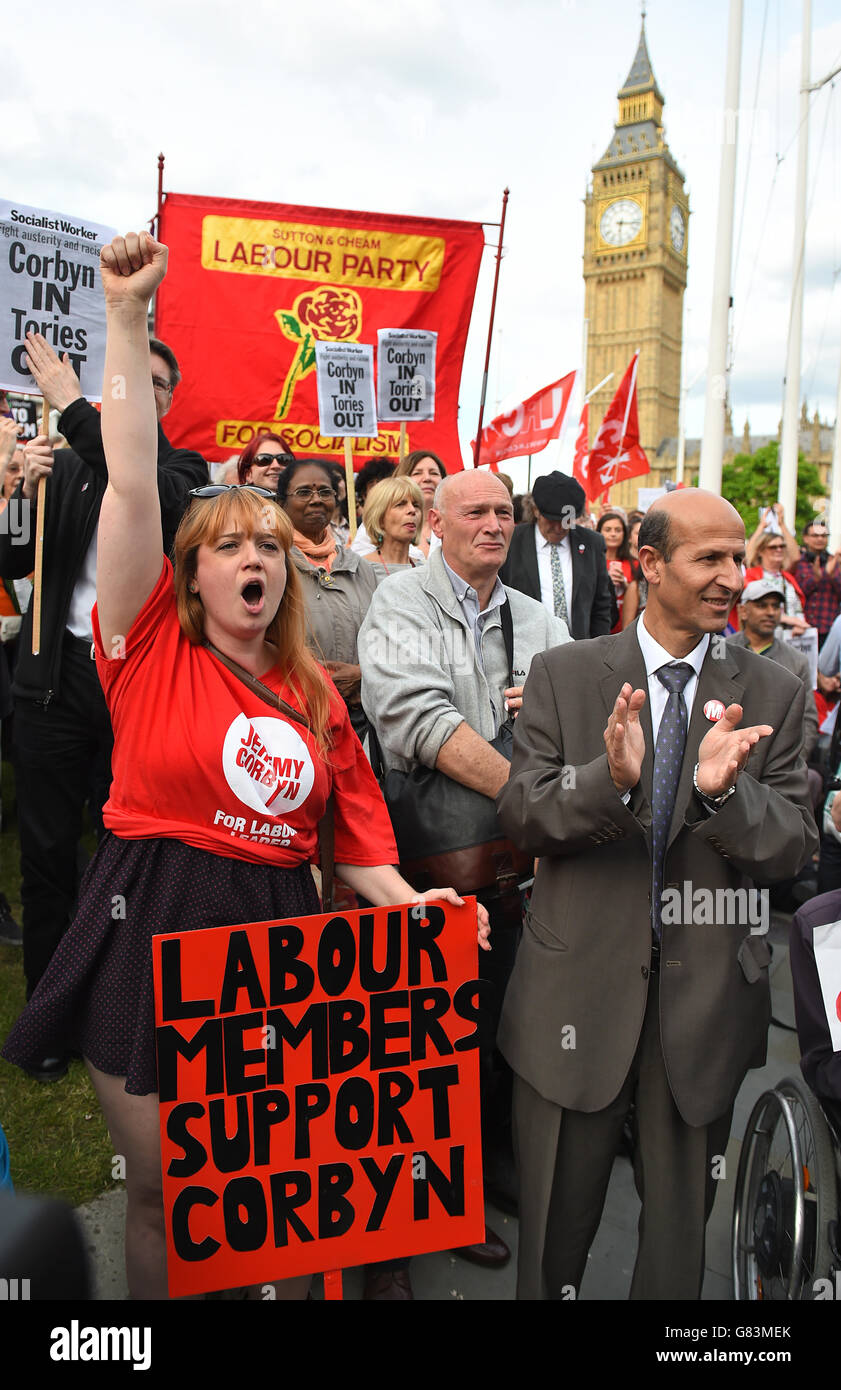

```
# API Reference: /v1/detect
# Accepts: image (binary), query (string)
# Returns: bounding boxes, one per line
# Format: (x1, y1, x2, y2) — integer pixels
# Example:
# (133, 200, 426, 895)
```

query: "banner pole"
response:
(150, 152, 165, 236)
(31, 396, 49, 655)
(586, 373, 614, 403)
(344, 438, 357, 541)
(149, 152, 165, 333)
(472, 188, 509, 469)
(399, 421, 408, 465)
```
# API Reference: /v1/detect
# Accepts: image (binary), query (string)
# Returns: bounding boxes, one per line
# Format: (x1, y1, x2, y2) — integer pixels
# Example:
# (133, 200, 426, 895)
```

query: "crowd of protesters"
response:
(0, 229, 838, 1304)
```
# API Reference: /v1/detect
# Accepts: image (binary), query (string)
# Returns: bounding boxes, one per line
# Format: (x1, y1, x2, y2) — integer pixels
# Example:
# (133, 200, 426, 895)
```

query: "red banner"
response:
(585, 353, 650, 501)
(471, 371, 576, 469)
(155, 194, 484, 469)
(153, 898, 484, 1297)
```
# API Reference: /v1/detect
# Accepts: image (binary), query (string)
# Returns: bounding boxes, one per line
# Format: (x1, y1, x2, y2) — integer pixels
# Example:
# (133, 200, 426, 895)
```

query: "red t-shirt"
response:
(92, 559, 397, 869)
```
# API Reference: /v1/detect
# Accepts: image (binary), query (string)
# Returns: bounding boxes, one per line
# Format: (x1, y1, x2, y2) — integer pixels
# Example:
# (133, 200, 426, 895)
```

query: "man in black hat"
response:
(500, 470, 614, 638)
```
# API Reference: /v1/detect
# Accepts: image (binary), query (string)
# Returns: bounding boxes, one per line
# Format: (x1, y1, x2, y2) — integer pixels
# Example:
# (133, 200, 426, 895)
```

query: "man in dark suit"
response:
(500, 470, 614, 638)
(496, 489, 818, 1299)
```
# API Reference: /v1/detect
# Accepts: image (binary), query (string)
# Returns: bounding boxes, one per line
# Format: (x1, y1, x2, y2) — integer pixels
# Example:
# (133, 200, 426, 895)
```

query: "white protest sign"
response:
(0, 199, 115, 401)
(782, 625, 819, 689)
(813, 919, 841, 1053)
(314, 340, 377, 438)
(377, 328, 437, 422)
(637, 486, 667, 512)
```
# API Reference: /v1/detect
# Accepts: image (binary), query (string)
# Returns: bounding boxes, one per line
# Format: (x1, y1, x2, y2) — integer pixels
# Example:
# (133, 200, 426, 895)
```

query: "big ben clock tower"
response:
(583, 17, 688, 496)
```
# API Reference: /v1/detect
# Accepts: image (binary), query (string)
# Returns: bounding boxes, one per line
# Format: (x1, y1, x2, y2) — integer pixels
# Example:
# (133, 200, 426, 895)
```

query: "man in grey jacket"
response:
(358, 469, 569, 1289)
(359, 470, 569, 782)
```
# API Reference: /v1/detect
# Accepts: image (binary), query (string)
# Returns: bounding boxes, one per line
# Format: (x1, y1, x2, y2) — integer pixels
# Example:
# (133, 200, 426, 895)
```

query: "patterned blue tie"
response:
(549, 544, 569, 626)
(651, 662, 694, 939)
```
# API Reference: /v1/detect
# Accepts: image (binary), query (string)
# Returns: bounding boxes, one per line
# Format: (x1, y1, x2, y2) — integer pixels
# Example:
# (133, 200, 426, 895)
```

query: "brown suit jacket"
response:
(496, 621, 819, 1127)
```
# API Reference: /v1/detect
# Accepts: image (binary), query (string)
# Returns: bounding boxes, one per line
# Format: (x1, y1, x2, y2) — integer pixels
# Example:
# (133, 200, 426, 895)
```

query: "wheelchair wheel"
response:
(732, 1074, 838, 1300)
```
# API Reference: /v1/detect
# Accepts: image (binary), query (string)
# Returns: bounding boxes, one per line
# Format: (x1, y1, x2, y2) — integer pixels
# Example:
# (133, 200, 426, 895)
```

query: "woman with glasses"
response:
(236, 432, 295, 493)
(742, 529, 807, 635)
(2, 232, 490, 1301)
(278, 458, 377, 741)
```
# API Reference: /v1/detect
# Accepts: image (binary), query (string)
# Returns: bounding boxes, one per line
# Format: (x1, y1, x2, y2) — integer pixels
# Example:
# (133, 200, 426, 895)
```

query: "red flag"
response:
(471, 372, 576, 470)
(572, 399, 589, 493)
(585, 353, 650, 501)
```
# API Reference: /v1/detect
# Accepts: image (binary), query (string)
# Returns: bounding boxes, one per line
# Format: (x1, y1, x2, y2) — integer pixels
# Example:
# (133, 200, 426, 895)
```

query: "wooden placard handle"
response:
(343, 437, 357, 542)
(31, 397, 50, 656)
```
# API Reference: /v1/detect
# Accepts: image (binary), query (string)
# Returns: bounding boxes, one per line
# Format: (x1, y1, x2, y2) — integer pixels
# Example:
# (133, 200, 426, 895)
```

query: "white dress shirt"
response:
(535, 524, 572, 618)
(350, 520, 432, 562)
(636, 613, 710, 740)
(65, 524, 98, 641)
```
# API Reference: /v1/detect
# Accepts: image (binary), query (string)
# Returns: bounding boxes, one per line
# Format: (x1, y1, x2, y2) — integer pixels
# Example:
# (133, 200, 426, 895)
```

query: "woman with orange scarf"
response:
(278, 458, 377, 742)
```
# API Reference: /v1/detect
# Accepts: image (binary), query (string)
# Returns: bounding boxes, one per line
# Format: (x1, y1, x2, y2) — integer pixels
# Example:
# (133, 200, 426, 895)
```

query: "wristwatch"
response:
(693, 762, 736, 809)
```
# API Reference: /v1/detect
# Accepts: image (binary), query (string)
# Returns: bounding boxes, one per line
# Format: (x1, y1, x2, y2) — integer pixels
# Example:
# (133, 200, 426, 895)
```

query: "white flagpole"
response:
(829, 351, 841, 551)
(699, 0, 743, 494)
(586, 373, 613, 402)
(778, 0, 812, 527)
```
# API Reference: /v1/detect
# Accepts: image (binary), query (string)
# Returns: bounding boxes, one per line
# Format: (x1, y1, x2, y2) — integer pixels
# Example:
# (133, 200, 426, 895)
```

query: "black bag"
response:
(380, 602, 532, 898)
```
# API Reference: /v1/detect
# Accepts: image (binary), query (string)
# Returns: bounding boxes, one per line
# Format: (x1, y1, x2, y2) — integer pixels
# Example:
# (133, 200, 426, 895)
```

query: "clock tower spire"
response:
(583, 18, 689, 500)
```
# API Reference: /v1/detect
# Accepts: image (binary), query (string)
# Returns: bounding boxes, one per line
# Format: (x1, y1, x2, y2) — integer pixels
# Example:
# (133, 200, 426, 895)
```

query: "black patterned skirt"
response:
(2, 834, 319, 1095)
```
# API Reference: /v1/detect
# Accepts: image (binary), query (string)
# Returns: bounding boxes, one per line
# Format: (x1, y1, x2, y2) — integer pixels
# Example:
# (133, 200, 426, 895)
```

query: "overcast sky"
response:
(4, 0, 840, 488)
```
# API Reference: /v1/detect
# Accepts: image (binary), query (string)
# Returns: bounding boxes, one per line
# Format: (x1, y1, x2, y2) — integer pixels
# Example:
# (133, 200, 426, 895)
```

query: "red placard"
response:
(152, 898, 484, 1297)
(155, 193, 484, 469)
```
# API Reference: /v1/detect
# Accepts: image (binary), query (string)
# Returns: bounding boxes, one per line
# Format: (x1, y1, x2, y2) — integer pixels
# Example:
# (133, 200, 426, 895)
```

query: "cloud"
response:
(3, 0, 839, 465)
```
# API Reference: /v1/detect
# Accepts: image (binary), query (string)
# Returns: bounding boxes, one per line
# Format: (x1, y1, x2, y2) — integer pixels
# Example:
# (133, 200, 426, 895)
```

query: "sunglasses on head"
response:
(188, 484, 277, 500)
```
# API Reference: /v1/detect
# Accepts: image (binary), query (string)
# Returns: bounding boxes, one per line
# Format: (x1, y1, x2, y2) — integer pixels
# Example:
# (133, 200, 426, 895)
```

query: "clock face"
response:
(670, 205, 686, 253)
(599, 198, 643, 247)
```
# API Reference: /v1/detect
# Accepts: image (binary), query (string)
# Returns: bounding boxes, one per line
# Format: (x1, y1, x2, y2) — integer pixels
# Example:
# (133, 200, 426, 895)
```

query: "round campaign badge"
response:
(704, 699, 726, 723)
(222, 714, 314, 815)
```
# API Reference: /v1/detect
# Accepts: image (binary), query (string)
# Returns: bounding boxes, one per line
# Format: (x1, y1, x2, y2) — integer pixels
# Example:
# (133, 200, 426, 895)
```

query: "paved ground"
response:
(73, 910, 804, 1302)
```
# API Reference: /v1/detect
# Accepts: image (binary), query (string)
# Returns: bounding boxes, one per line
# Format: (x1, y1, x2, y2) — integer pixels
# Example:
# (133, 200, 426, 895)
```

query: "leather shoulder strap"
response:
(203, 639, 336, 905)
(500, 597, 515, 687)
(203, 640, 310, 729)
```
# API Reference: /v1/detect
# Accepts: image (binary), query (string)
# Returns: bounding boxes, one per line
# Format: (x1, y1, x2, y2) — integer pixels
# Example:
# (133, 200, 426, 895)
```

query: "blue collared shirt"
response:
(441, 555, 507, 671)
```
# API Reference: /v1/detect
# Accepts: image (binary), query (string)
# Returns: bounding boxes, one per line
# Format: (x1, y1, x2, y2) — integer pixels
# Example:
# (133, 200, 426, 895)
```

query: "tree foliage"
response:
(719, 442, 825, 537)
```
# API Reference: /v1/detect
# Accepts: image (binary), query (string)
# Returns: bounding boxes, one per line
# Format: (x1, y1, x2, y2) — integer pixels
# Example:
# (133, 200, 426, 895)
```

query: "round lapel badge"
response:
(704, 699, 725, 723)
